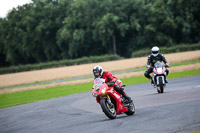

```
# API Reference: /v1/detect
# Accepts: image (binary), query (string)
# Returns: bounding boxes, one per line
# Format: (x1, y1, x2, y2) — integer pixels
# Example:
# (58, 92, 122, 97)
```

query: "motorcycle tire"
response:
(157, 89, 161, 93)
(159, 77, 164, 93)
(125, 101, 135, 116)
(100, 98, 116, 119)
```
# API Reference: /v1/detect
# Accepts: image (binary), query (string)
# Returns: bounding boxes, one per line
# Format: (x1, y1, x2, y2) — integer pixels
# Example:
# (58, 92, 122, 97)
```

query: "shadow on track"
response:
(88, 114, 135, 124)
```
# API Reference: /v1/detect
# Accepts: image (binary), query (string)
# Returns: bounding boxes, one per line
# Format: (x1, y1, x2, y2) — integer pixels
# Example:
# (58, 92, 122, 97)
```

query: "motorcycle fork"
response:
(106, 95, 112, 105)
(102, 94, 113, 107)
(100, 94, 111, 103)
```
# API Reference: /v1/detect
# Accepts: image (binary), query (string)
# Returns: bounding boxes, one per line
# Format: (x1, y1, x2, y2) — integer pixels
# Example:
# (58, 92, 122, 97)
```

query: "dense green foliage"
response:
(0, 54, 122, 74)
(0, 69, 200, 109)
(0, 0, 200, 67)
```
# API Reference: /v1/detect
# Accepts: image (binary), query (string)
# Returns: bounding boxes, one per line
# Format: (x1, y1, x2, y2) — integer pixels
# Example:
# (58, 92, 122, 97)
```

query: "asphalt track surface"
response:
(0, 75, 200, 133)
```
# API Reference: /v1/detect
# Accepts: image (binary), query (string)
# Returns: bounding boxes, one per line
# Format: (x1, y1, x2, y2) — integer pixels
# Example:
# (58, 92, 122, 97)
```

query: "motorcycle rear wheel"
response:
(125, 101, 135, 115)
(100, 98, 116, 119)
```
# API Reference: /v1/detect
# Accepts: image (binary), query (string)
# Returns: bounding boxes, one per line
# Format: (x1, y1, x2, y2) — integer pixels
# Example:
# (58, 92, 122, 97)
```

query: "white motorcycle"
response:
(152, 61, 168, 93)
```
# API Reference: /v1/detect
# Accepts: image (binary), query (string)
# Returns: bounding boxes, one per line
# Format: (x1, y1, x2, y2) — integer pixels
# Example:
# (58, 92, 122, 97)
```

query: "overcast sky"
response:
(0, 0, 32, 18)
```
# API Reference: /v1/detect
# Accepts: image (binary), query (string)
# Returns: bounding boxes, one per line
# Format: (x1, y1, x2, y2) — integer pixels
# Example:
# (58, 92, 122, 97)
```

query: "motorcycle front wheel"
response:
(100, 98, 116, 119)
(159, 77, 164, 93)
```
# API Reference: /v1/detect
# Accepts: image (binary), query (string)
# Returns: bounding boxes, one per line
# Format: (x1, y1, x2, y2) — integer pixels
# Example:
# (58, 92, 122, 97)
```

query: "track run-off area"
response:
(0, 75, 200, 133)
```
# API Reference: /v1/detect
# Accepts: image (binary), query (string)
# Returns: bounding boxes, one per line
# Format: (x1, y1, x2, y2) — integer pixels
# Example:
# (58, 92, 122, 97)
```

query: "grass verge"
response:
(1, 59, 200, 90)
(0, 69, 200, 109)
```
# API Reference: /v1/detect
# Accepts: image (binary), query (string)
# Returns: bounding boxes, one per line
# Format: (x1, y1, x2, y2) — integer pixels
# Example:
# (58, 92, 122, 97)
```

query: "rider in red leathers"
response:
(93, 65, 132, 103)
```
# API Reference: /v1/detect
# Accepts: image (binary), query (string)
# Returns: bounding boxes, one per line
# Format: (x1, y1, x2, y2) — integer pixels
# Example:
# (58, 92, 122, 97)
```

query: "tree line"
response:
(0, 0, 200, 67)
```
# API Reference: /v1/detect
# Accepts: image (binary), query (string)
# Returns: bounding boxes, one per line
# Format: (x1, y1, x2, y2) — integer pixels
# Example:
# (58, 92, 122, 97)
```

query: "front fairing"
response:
(92, 78, 109, 103)
(93, 78, 105, 91)
(152, 62, 167, 86)
(153, 62, 165, 75)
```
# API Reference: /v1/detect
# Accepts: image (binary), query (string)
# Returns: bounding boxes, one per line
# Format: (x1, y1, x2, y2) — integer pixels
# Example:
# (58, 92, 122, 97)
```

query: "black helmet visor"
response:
(152, 51, 159, 54)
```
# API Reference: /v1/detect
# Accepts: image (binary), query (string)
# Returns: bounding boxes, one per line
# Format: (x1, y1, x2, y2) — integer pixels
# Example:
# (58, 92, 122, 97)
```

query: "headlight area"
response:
(101, 87, 106, 94)
(92, 93, 98, 97)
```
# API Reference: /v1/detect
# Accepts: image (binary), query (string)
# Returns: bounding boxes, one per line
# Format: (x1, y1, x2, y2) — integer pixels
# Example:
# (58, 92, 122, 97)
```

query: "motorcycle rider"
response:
(93, 65, 132, 103)
(144, 46, 170, 85)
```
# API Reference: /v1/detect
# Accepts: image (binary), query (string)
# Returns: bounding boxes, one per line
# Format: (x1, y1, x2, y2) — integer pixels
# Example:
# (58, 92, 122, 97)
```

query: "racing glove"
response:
(147, 65, 151, 69)
(165, 63, 170, 67)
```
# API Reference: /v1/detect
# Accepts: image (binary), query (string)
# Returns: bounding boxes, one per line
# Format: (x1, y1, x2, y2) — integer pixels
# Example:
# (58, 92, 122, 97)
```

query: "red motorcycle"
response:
(92, 78, 135, 119)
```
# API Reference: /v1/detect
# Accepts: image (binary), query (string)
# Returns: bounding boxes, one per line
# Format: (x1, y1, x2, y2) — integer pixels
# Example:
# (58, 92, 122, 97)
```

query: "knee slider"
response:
(165, 69, 169, 75)
(144, 72, 147, 77)
(144, 71, 150, 78)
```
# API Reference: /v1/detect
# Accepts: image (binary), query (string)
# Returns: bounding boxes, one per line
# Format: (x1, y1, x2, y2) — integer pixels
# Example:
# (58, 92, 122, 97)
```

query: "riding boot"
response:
(165, 77, 168, 83)
(114, 85, 132, 103)
(122, 92, 132, 103)
(165, 70, 169, 83)
(150, 77, 155, 86)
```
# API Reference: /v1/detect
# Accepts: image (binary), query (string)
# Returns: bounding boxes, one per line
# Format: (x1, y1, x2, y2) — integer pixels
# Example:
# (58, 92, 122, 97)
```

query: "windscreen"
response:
(154, 61, 163, 68)
(93, 78, 105, 90)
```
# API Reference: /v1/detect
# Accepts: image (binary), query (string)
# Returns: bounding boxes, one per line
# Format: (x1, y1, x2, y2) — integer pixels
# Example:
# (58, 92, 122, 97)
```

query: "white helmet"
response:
(93, 65, 103, 78)
(151, 46, 159, 57)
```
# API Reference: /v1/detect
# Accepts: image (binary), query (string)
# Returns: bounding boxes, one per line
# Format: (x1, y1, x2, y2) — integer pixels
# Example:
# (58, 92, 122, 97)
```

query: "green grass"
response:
(0, 69, 200, 109)
(122, 69, 200, 85)
(1, 59, 199, 90)
(0, 82, 93, 109)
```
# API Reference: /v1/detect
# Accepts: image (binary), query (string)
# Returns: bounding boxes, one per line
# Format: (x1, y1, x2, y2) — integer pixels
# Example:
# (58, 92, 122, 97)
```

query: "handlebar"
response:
(147, 64, 170, 69)
(165, 65, 170, 68)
